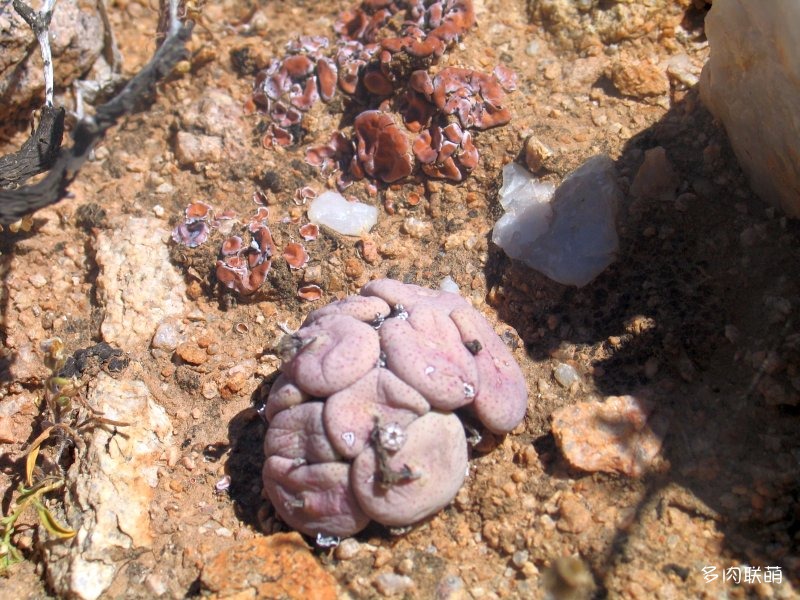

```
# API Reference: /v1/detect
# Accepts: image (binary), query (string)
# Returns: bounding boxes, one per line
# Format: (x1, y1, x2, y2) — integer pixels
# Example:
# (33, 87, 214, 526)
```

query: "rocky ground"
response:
(0, 0, 798, 598)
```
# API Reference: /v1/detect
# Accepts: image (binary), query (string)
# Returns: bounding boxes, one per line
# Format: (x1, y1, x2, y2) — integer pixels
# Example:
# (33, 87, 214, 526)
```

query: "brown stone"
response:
(552, 395, 667, 477)
(344, 257, 364, 279)
(630, 146, 678, 200)
(0, 415, 17, 443)
(557, 495, 593, 533)
(609, 60, 669, 99)
(175, 342, 208, 365)
(200, 533, 340, 599)
(174, 131, 224, 168)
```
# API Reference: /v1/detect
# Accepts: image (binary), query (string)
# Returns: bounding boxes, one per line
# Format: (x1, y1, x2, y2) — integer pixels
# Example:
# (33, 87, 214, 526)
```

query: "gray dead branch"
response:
(0, 0, 193, 225)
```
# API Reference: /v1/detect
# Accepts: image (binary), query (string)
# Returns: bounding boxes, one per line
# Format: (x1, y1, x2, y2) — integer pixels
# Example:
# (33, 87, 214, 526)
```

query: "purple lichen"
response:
(262, 278, 528, 537)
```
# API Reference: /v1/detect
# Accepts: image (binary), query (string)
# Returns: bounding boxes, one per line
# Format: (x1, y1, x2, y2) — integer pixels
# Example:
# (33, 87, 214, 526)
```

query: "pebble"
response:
(334, 538, 361, 560)
(175, 341, 208, 365)
(609, 59, 669, 98)
(630, 146, 678, 201)
(373, 546, 392, 568)
(174, 131, 223, 167)
(512, 550, 529, 568)
(439, 276, 460, 294)
(95, 217, 187, 352)
(523, 135, 553, 172)
(374, 573, 414, 596)
(166, 446, 180, 468)
(308, 191, 377, 236)
(29, 274, 47, 288)
(436, 575, 466, 600)
(200, 533, 339, 598)
(521, 562, 538, 580)
(344, 257, 364, 279)
(397, 558, 414, 575)
(525, 40, 540, 56)
(557, 495, 593, 533)
(553, 363, 580, 388)
(151, 320, 184, 352)
(551, 395, 667, 477)
(666, 54, 699, 88)
(144, 573, 169, 596)
(201, 381, 218, 399)
(401, 216, 431, 238)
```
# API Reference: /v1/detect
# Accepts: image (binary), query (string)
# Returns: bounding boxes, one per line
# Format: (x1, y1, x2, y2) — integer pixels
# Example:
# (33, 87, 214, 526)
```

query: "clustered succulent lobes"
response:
(253, 0, 515, 187)
(262, 279, 528, 537)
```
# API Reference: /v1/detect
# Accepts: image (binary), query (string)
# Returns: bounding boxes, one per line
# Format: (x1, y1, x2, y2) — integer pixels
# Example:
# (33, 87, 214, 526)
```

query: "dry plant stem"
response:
(12, 0, 57, 107)
(96, 0, 122, 72)
(0, 105, 64, 187)
(0, 0, 193, 224)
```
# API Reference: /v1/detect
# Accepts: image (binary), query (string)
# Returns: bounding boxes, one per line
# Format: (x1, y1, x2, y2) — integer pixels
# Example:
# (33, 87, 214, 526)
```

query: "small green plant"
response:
(0, 478, 75, 572)
(0, 338, 128, 574)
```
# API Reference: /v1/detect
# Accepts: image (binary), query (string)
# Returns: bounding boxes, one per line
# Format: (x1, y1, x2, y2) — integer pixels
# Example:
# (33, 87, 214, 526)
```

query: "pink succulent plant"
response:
(262, 279, 528, 537)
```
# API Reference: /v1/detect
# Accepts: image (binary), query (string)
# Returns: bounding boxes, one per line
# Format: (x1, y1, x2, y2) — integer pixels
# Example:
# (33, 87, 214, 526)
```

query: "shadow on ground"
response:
(486, 87, 800, 590)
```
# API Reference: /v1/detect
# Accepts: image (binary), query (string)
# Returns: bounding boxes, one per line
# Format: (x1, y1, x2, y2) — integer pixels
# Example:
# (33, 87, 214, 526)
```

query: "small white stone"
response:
(174, 131, 223, 167)
(334, 538, 362, 560)
(201, 381, 218, 399)
(401, 216, 430, 238)
(554, 363, 580, 388)
(374, 573, 414, 596)
(308, 191, 378, 236)
(28, 274, 47, 288)
(512, 550, 529, 568)
(439, 276, 460, 294)
(151, 320, 184, 352)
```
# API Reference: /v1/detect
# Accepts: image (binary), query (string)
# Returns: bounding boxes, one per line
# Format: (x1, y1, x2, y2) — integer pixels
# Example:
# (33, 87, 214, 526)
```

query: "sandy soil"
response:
(0, 1, 798, 598)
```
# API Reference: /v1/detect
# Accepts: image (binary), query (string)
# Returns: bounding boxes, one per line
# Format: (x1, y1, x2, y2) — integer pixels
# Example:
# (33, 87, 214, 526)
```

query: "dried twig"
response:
(0, 0, 193, 224)
(0, 105, 64, 187)
(12, 0, 57, 107)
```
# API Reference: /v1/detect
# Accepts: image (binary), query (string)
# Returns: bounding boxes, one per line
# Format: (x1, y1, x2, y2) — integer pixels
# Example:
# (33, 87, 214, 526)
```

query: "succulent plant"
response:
(262, 279, 528, 537)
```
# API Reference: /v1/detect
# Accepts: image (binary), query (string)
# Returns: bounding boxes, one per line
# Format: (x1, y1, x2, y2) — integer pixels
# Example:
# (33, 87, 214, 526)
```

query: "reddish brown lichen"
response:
(255, 0, 513, 187)
(216, 225, 276, 296)
(430, 67, 512, 129)
(297, 284, 323, 301)
(283, 242, 310, 269)
(353, 110, 414, 183)
(413, 122, 478, 182)
(299, 223, 320, 241)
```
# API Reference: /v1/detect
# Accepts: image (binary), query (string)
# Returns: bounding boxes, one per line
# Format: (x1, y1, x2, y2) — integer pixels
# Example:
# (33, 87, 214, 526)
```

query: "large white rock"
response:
(700, 0, 800, 218)
(95, 217, 187, 353)
(44, 373, 173, 600)
(492, 156, 621, 287)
